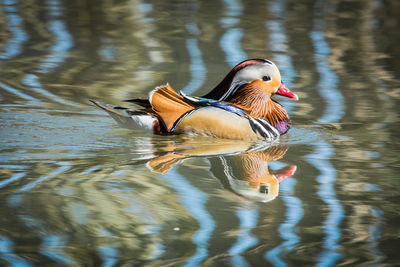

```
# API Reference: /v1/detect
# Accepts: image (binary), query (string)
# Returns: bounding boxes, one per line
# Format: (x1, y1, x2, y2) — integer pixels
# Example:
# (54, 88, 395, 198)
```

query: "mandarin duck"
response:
(91, 59, 298, 141)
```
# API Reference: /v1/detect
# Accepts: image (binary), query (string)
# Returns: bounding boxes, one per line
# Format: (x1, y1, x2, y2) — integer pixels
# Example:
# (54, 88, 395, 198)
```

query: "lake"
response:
(1, 0, 399, 266)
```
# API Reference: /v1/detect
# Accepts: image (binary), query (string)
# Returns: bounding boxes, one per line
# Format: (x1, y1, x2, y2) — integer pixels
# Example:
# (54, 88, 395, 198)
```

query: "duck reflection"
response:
(147, 140, 296, 203)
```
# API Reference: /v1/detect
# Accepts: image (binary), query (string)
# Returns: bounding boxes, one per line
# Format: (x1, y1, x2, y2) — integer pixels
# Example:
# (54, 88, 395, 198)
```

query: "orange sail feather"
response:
(150, 84, 195, 132)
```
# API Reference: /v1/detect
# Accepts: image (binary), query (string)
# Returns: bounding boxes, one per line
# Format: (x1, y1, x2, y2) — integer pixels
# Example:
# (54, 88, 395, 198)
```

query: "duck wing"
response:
(177, 91, 280, 140)
(179, 91, 247, 116)
(149, 84, 196, 132)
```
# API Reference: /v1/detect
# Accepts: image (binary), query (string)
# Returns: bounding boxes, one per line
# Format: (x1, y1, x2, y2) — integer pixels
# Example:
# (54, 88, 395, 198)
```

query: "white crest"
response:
(218, 62, 281, 101)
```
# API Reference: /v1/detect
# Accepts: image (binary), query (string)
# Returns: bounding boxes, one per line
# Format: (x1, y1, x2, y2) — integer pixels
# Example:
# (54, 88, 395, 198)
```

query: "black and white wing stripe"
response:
(248, 117, 280, 140)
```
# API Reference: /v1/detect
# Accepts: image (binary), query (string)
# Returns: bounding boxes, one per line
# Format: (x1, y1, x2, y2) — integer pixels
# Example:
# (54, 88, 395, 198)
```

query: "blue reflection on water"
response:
(41, 235, 75, 265)
(99, 37, 116, 61)
(1, 0, 76, 107)
(266, 0, 297, 114)
(220, 0, 246, 66)
(265, 177, 303, 266)
(18, 163, 71, 192)
(98, 245, 119, 267)
(307, 141, 344, 266)
(39, 20, 72, 71)
(0, 235, 33, 267)
(220, 0, 242, 28)
(22, 74, 80, 107)
(368, 206, 384, 265)
(220, 29, 246, 67)
(229, 206, 258, 267)
(310, 0, 344, 124)
(162, 169, 215, 266)
(0, 172, 25, 188)
(182, 18, 206, 95)
(279, 178, 303, 248)
(2, 204, 76, 266)
(182, 38, 206, 95)
(1, 0, 28, 59)
(305, 1, 345, 265)
(39, 0, 73, 73)
(0, 79, 40, 105)
(69, 202, 90, 225)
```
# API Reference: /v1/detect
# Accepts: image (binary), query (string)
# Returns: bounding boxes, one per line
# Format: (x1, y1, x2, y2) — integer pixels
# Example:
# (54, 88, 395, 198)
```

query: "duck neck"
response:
(228, 89, 291, 134)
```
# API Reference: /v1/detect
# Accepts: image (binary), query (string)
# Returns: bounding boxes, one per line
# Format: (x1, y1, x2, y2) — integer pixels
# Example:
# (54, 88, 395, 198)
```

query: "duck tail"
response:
(90, 100, 159, 132)
(123, 98, 151, 108)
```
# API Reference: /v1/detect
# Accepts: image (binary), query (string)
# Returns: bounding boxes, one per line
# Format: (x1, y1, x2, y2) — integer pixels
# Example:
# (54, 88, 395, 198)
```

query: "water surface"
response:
(1, 0, 400, 266)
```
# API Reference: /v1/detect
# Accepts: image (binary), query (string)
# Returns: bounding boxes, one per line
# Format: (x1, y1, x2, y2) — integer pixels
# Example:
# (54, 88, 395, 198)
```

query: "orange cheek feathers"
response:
(246, 80, 276, 96)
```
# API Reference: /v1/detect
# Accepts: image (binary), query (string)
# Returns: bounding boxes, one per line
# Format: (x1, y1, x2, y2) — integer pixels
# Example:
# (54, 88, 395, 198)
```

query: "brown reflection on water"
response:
(148, 140, 297, 202)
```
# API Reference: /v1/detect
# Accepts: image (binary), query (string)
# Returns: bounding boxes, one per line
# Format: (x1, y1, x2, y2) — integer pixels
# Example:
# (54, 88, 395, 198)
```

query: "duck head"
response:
(203, 59, 298, 102)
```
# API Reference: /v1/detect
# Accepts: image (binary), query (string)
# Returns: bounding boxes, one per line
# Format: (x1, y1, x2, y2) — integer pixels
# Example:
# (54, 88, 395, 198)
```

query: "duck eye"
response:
(259, 184, 269, 194)
(262, 75, 271, 81)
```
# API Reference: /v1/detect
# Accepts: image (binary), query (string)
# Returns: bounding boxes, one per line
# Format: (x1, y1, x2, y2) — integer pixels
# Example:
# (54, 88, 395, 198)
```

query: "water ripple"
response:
(265, 176, 303, 266)
(220, 0, 246, 66)
(0, 81, 40, 104)
(22, 74, 81, 107)
(18, 163, 71, 192)
(162, 169, 215, 266)
(0, 172, 25, 188)
(220, 29, 246, 67)
(0, 235, 32, 267)
(41, 234, 75, 265)
(310, 0, 344, 124)
(38, 0, 73, 73)
(182, 38, 206, 95)
(266, 0, 297, 114)
(98, 245, 119, 267)
(220, 0, 242, 28)
(307, 141, 344, 266)
(367, 206, 384, 265)
(1, 0, 28, 59)
(229, 206, 258, 266)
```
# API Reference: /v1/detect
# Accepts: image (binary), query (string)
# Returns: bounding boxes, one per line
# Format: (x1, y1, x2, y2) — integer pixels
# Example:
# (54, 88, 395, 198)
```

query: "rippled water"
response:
(1, 0, 400, 266)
